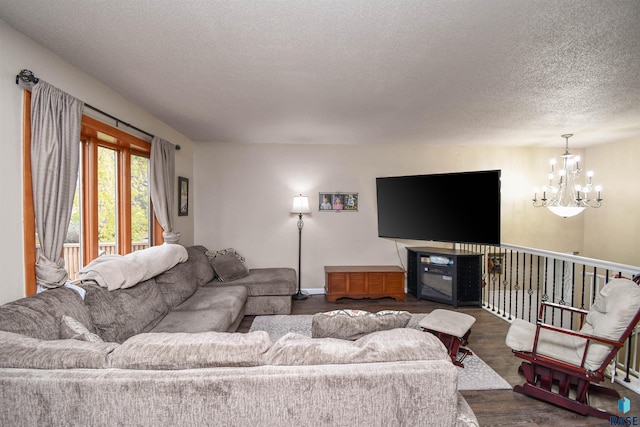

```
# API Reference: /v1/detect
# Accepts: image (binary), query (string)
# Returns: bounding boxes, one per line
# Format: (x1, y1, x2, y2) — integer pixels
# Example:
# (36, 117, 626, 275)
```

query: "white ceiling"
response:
(1, 1, 639, 147)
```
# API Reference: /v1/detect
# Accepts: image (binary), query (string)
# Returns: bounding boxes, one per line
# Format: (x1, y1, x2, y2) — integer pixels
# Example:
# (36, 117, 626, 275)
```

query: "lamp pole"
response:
(293, 212, 307, 300)
(290, 194, 310, 300)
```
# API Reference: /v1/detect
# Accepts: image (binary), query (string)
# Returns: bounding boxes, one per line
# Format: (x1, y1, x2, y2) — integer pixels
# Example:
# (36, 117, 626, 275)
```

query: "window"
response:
(78, 117, 158, 265)
(23, 92, 161, 294)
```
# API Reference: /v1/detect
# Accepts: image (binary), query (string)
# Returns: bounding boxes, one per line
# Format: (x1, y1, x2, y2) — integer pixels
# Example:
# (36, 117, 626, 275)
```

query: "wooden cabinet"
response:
(324, 266, 406, 302)
(406, 247, 482, 308)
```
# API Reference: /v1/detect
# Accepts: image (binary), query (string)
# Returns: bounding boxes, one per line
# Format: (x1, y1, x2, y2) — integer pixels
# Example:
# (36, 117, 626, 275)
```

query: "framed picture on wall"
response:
(178, 176, 189, 216)
(319, 192, 358, 212)
(488, 253, 503, 275)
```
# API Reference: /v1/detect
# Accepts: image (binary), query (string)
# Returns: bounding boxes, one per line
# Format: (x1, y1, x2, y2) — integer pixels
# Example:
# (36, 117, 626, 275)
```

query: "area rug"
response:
(249, 313, 512, 391)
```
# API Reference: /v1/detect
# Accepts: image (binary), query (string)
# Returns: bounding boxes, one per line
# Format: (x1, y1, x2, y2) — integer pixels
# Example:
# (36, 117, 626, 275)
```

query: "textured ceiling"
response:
(1, 0, 639, 147)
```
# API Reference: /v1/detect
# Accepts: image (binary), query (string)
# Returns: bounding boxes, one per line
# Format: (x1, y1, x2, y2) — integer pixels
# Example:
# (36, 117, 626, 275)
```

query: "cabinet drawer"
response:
(348, 272, 366, 293)
(327, 272, 347, 292)
(385, 272, 405, 292)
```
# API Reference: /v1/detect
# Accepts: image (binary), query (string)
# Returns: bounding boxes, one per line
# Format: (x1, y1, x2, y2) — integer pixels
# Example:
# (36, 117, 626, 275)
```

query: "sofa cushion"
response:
(173, 286, 248, 312)
(60, 315, 104, 343)
(150, 309, 235, 333)
(186, 246, 216, 284)
(0, 330, 118, 369)
(0, 287, 95, 340)
(209, 268, 297, 296)
(109, 331, 271, 369)
(82, 279, 169, 343)
(155, 246, 214, 309)
(267, 328, 449, 365)
(151, 286, 248, 333)
(311, 309, 412, 340)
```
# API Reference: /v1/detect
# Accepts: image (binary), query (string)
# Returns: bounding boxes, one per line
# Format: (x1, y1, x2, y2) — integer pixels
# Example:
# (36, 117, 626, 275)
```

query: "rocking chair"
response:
(505, 277, 640, 419)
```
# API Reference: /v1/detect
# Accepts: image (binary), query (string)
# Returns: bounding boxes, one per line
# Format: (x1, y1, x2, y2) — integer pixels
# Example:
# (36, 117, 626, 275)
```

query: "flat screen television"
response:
(376, 170, 501, 245)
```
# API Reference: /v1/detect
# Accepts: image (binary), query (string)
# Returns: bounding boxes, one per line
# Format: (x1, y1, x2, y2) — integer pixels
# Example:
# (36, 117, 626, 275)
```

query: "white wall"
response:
(0, 20, 195, 304)
(583, 136, 640, 266)
(194, 143, 598, 293)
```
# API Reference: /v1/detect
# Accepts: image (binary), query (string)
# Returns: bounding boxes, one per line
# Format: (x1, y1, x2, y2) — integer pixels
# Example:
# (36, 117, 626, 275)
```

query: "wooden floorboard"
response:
(237, 294, 640, 426)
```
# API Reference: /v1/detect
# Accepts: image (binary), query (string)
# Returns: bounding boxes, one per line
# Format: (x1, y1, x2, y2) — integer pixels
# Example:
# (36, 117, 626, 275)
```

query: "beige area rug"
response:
(249, 313, 512, 391)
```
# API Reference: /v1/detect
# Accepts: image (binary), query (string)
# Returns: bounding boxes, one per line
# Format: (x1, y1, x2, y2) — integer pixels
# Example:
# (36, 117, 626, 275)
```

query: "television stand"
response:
(406, 247, 482, 308)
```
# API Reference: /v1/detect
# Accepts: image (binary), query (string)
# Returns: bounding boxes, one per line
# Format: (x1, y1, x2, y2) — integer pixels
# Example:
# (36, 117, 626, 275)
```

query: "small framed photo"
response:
(319, 192, 358, 212)
(178, 176, 189, 216)
(488, 253, 503, 275)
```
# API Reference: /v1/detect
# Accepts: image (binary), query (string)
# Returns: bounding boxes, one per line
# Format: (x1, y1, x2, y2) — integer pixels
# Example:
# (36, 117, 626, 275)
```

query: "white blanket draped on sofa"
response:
(79, 244, 188, 291)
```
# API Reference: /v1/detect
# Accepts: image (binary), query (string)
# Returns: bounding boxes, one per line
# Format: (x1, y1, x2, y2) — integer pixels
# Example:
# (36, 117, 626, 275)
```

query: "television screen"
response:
(376, 170, 501, 245)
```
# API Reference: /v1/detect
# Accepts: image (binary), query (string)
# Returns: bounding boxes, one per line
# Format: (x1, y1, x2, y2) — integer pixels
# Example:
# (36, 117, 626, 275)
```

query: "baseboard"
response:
(302, 288, 325, 295)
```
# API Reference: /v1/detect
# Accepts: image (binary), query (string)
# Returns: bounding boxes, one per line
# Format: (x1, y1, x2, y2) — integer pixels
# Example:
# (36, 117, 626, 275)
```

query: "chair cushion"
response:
(418, 309, 476, 338)
(579, 278, 640, 370)
(505, 318, 584, 367)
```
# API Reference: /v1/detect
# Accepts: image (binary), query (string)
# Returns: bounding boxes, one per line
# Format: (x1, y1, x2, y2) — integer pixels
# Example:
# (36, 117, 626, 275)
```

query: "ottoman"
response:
(419, 309, 476, 368)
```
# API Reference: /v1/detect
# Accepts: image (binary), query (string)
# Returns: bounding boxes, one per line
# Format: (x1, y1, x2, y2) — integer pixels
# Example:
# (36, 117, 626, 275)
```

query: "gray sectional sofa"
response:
(0, 245, 295, 342)
(0, 244, 478, 426)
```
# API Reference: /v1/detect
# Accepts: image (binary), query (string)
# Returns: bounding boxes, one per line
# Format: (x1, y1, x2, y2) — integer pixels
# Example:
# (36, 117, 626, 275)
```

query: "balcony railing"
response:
(44, 242, 150, 281)
(458, 242, 640, 394)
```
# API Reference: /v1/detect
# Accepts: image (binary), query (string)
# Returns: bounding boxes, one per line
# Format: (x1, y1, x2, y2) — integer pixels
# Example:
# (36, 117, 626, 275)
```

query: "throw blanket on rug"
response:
(79, 244, 188, 291)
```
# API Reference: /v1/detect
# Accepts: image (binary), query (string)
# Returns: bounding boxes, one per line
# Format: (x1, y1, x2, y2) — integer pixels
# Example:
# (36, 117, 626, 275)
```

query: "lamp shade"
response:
(290, 195, 311, 214)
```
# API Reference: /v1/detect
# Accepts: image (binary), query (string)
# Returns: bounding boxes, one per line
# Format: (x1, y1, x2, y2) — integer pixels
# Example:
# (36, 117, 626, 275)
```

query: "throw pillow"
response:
(60, 315, 105, 343)
(311, 309, 412, 340)
(205, 248, 249, 282)
(210, 252, 250, 282)
(205, 248, 246, 263)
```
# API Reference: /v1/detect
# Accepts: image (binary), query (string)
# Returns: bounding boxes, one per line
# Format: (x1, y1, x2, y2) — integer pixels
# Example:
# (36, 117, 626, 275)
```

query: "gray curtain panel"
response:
(30, 81, 84, 289)
(150, 136, 180, 243)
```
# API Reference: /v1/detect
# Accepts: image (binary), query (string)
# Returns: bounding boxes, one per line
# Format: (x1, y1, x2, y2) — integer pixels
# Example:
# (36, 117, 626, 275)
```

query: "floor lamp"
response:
(290, 194, 311, 300)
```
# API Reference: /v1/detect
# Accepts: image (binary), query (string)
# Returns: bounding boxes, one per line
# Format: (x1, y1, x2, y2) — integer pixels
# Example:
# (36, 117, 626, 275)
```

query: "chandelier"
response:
(533, 134, 603, 218)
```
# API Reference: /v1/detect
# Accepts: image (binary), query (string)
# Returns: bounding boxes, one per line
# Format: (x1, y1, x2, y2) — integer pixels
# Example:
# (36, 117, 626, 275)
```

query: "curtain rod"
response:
(15, 69, 180, 150)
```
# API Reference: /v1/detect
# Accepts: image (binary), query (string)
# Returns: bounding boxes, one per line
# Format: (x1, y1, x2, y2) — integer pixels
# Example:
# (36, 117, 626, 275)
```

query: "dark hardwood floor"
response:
(237, 294, 640, 427)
